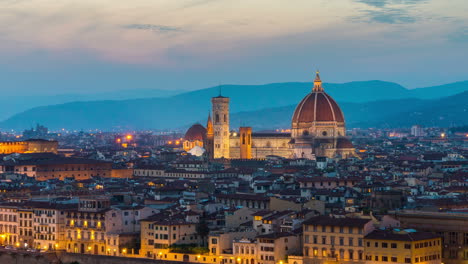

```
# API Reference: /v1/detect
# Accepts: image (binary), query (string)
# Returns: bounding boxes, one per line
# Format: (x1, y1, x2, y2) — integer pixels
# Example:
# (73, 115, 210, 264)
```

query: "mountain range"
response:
(0, 89, 184, 121)
(1, 80, 467, 131)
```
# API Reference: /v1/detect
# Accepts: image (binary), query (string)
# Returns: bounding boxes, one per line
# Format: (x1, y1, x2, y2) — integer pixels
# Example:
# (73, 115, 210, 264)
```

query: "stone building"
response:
(0, 139, 58, 154)
(182, 72, 355, 160)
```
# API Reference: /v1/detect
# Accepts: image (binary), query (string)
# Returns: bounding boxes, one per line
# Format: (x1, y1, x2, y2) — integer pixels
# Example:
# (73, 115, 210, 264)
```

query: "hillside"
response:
(0, 89, 184, 121)
(1, 81, 467, 130)
(230, 92, 468, 129)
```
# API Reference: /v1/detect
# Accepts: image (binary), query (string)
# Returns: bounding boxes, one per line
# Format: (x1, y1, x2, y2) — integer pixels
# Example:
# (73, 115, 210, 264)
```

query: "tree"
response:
(196, 217, 210, 247)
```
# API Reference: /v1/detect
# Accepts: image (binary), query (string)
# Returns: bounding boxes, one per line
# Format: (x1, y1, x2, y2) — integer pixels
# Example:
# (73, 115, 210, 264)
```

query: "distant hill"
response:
(1, 80, 467, 130)
(0, 89, 184, 121)
(230, 91, 468, 129)
(409, 81, 468, 99)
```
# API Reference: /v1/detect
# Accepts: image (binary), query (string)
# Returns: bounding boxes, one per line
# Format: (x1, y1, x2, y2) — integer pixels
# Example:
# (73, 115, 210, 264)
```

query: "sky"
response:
(0, 0, 467, 96)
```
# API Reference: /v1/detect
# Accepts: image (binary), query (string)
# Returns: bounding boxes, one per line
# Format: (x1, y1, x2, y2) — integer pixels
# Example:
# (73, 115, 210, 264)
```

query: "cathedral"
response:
(182, 72, 355, 160)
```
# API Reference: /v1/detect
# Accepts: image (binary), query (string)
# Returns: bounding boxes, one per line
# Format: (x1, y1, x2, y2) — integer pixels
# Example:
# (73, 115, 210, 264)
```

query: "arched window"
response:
(215, 114, 220, 123)
(224, 114, 227, 122)
(242, 134, 246, 144)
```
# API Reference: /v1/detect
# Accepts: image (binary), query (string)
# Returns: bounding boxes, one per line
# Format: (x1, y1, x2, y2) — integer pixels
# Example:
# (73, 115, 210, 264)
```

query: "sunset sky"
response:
(1, 0, 467, 95)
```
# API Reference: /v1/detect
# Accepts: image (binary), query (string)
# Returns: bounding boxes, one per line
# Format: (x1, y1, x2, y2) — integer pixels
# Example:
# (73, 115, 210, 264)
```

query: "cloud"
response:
(354, 8, 417, 24)
(352, 0, 428, 24)
(123, 24, 183, 34)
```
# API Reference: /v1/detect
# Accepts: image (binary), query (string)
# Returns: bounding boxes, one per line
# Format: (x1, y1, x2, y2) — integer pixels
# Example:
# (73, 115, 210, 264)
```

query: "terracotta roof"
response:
(292, 91, 344, 123)
(365, 229, 440, 241)
(184, 124, 206, 141)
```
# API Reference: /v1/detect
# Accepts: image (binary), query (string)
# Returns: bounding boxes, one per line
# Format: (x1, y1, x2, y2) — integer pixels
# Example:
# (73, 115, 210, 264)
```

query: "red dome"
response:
(292, 91, 344, 123)
(184, 124, 206, 141)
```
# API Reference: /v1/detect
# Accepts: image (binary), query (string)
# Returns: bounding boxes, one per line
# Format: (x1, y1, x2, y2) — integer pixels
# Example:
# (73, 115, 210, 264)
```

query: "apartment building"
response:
(364, 229, 442, 264)
(302, 216, 374, 264)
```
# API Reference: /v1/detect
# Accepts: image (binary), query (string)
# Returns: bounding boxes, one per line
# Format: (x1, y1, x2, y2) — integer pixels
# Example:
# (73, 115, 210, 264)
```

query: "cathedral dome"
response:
(292, 72, 344, 124)
(184, 124, 206, 141)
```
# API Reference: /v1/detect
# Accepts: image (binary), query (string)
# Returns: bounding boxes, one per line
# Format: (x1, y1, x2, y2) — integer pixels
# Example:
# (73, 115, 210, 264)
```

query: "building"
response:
(0, 139, 58, 154)
(0, 203, 19, 246)
(63, 198, 110, 254)
(183, 124, 207, 152)
(183, 72, 355, 160)
(411, 125, 425, 137)
(302, 216, 374, 264)
(364, 229, 442, 264)
(0, 154, 113, 181)
(212, 94, 231, 159)
(392, 210, 468, 264)
(291, 72, 355, 159)
(140, 211, 201, 259)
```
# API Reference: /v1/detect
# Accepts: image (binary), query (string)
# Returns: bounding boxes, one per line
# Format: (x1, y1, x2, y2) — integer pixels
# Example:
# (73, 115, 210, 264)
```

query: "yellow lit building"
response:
(364, 229, 442, 264)
(140, 217, 201, 259)
(0, 204, 19, 246)
(63, 198, 110, 254)
(0, 139, 58, 154)
(302, 216, 374, 264)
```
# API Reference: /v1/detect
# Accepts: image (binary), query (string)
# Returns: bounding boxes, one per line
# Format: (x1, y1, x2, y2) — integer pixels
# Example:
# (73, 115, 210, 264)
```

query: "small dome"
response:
(336, 138, 354, 149)
(184, 124, 206, 141)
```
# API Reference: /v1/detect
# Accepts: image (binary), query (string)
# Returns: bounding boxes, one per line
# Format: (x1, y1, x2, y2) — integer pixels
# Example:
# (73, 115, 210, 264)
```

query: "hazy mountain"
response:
(230, 92, 468, 129)
(1, 81, 467, 131)
(409, 81, 468, 99)
(0, 89, 184, 121)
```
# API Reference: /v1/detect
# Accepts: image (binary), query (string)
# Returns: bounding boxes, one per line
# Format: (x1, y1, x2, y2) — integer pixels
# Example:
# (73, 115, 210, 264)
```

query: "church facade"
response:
(182, 72, 355, 160)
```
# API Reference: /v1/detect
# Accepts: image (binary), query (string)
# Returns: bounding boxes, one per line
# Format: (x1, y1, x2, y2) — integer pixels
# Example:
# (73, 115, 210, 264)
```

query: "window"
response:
(382, 256, 388, 262)
(382, 243, 388, 248)
(404, 244, 411, 249)
(391, 257, 397, 262)
(391, 243, 397, 249)
(375, 242, 379, 247)
(405, 258, 411, 263)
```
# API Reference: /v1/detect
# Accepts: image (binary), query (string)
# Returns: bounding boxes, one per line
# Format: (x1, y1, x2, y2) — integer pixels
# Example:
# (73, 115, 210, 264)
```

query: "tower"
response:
(239, 127, 252, 159)
(211, 93, 230, 159)
(205, 112, 214, 159)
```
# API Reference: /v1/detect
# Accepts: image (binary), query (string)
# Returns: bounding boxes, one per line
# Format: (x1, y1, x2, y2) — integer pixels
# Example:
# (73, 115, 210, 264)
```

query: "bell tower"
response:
(211, 91, 230, 159)
(205, 112, 214, 159)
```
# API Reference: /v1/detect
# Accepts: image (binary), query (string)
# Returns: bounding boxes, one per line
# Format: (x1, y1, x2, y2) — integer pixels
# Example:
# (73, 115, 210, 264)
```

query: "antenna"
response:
(218, 83, 222, 96)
